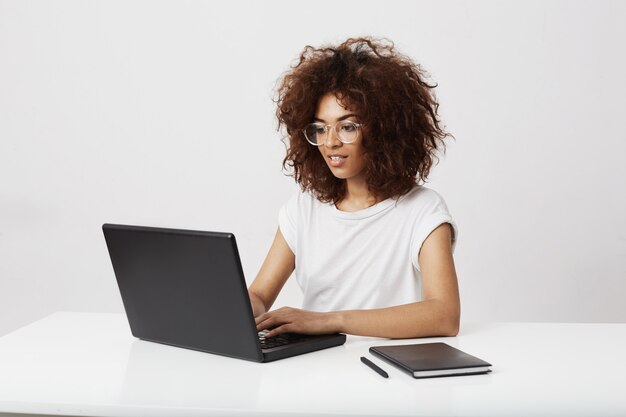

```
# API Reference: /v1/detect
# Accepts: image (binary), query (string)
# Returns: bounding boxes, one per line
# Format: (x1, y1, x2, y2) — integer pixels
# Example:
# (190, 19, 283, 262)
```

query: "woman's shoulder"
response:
(397, 184, 449, 209)
(281, 187, 325, 212)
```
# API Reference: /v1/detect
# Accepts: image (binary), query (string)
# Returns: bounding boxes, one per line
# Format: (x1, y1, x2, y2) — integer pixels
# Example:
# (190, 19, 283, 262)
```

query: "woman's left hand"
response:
(255, 306, 341, 338)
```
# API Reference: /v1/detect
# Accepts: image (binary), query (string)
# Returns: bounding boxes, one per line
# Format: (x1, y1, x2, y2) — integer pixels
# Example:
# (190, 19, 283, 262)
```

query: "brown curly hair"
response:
(275, 37, 451, 204)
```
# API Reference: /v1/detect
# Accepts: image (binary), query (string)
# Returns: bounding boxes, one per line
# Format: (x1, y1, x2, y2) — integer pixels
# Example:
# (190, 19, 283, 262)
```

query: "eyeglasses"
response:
(302, 120, 362, 146)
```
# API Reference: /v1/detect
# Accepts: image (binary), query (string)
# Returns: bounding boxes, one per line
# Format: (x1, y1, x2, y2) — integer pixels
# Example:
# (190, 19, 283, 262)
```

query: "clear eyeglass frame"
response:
(302, 120, 363, 146)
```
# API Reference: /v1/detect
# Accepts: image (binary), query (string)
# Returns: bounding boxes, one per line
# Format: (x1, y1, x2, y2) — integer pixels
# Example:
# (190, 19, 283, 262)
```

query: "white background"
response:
(1, 0, 625, 337)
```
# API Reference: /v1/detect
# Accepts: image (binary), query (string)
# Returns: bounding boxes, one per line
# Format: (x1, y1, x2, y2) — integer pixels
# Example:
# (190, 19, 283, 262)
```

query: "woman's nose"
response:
(324, 127, 342, 148)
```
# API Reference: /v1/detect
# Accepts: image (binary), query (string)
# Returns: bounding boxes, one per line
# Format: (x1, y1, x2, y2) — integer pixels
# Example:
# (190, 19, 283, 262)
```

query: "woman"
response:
(250, 37, 459, 339)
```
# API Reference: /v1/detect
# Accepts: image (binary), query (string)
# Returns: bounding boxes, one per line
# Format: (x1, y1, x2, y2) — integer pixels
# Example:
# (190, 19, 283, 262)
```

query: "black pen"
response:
(360, 356, 389, 378)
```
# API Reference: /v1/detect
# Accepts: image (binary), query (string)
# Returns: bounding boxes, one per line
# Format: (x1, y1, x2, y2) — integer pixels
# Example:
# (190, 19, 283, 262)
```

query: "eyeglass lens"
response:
(304, 121, 359, 145)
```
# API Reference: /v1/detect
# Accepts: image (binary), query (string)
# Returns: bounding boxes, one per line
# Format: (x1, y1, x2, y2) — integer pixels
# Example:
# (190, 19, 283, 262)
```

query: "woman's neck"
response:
(336, 178, 380, 212)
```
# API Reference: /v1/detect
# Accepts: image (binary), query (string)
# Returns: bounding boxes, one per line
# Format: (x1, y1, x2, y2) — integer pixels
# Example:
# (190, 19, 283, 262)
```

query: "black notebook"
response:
(369, 342, 492, 379)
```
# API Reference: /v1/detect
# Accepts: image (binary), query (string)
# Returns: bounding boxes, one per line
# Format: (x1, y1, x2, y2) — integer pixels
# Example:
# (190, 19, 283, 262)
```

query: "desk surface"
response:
(0, 313, 625, 417)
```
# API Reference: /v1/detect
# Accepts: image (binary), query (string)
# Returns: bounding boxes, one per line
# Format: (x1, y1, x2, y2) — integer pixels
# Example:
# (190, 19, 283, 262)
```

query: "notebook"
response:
(370, 342, 492, 378)
(102, 223, 346, 362)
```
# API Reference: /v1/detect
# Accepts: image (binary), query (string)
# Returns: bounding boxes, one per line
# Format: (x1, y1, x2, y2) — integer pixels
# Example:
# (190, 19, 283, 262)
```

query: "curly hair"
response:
(275, 37, 451, 204)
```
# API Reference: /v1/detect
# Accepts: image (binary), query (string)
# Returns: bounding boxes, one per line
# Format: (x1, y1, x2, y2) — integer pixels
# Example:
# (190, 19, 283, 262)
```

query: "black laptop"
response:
(102, 223, 346, 362)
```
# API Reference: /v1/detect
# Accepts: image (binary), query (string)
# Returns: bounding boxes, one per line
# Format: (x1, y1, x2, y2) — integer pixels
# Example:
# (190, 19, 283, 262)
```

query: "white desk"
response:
(0, 313, 625, 417)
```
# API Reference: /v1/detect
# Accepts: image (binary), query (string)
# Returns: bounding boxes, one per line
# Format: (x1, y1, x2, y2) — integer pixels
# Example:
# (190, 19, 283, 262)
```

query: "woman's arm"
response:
(256, 223, 460, 338)
(248, 227, 295, 317)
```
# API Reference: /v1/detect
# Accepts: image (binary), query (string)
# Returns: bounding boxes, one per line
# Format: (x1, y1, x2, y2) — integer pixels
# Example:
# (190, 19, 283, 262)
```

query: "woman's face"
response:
(315, 93, 367, 182)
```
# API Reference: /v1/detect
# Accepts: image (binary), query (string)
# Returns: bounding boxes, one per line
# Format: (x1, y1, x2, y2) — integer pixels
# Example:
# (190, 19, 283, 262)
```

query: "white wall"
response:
(1, 0, 625, 336)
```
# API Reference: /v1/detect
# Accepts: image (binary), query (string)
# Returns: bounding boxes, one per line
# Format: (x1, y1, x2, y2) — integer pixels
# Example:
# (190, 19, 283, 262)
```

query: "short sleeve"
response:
(278, 192, 299, 254)
(410, 191, 458, 272)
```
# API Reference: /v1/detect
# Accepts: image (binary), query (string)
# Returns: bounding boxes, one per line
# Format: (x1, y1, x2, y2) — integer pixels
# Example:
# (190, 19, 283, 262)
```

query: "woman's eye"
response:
(341, 124, 356, 132)
(315, 127, 326, 134)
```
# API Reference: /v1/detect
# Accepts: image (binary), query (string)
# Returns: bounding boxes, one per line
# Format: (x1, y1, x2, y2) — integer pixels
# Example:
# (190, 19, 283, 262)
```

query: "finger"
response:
(255, 312, 276, 328)
(265, 324, 293, 338)
(256, 315, 282, 331)
(255, 307, 288, 325)
(255, 312, 270, 325)
(256, 318, 270, 331)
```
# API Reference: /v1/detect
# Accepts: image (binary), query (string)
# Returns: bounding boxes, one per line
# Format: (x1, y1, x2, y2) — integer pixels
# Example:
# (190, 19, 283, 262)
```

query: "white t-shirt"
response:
(278, 185, 458, 312)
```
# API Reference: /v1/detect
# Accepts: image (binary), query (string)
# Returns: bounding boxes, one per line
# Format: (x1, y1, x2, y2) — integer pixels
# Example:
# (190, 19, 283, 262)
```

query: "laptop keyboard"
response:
(258, 330, 309, 349)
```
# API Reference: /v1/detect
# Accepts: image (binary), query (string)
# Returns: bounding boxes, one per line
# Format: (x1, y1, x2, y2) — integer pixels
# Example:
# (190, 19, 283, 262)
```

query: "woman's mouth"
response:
(328, 155, 348, 167)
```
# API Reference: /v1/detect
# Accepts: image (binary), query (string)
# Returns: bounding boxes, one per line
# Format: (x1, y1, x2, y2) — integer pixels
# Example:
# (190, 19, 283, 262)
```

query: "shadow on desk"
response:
(120, 339, 263, 408)
(0, 414, 61, 417)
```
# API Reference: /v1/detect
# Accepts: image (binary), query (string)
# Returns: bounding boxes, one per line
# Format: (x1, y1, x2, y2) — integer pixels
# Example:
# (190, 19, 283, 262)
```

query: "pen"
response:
(360, 356, 389, 378)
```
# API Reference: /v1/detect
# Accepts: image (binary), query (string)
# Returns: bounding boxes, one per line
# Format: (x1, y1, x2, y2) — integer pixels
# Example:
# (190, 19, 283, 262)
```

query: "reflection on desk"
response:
(0, 312, 625, 416)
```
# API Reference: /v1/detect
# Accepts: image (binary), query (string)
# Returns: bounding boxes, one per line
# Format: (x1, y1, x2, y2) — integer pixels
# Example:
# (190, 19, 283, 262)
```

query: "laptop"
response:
(102, 223, 346, 362)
